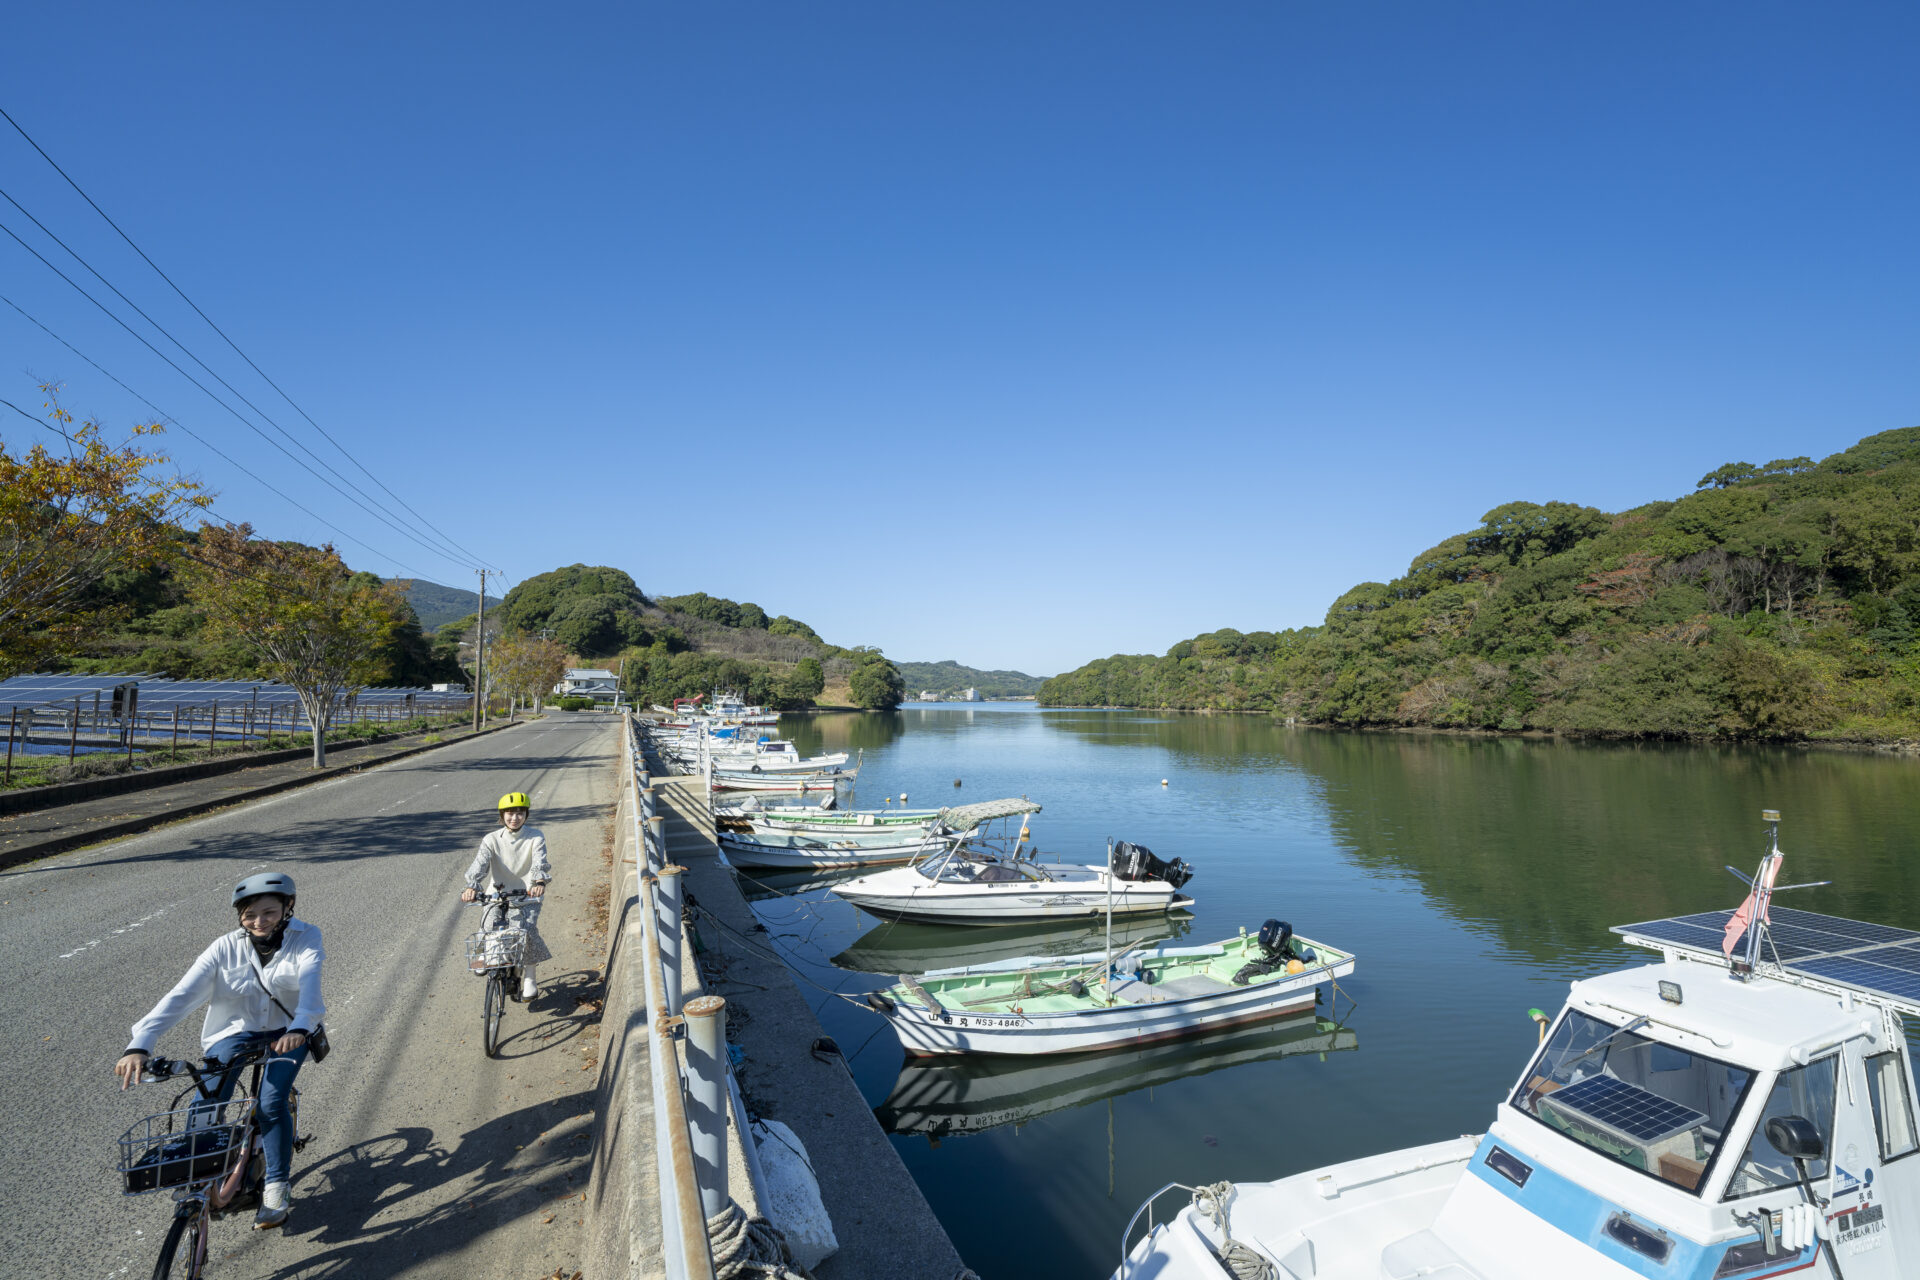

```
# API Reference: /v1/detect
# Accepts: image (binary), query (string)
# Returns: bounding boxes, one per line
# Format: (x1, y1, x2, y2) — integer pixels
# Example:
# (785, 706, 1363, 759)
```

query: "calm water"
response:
(753, 705, 1920, 1280)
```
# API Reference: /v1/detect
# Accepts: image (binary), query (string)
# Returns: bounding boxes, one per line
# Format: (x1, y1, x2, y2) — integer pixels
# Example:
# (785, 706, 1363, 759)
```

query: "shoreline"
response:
(1031, 705, 1920, 754)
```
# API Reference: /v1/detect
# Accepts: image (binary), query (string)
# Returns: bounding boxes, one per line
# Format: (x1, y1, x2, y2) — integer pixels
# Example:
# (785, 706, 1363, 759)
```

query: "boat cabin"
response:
(1441, 914, 1920, 1279)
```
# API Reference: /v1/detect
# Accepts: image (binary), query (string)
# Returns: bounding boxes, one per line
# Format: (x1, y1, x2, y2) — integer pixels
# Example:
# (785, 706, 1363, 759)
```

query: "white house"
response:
(554, 668, 620, 703)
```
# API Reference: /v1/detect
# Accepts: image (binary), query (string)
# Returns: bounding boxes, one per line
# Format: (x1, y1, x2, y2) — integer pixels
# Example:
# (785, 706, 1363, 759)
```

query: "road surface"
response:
(0, 711, 619, 1280)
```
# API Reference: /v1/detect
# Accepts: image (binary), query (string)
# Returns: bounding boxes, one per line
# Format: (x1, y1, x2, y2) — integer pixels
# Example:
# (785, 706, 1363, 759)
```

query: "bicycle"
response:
(117, 1046, 312, 1279)
(465, 889, 531, 1057)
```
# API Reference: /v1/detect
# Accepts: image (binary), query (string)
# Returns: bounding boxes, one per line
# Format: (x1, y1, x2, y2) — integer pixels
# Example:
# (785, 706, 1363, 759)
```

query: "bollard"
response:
(656, 865, 686, 1016)
(682, 994, 730, 1219)
(649, 814, 666, 871)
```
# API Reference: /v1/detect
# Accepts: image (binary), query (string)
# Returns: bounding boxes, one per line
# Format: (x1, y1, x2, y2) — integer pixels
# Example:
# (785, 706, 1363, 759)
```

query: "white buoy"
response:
(1161, 779, 1169, 787)
(900, 792, 908, 802)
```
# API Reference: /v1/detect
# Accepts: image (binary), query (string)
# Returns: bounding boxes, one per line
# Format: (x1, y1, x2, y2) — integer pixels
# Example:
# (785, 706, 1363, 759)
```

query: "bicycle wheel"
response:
(152, 1203, 207, 1280)
(483, 972, 506, 1057)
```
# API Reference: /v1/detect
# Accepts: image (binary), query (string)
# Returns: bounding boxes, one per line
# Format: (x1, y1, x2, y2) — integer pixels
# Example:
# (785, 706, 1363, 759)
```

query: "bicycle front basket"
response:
(119, 1101, 246, 1194)
(466, 928, 528, 973)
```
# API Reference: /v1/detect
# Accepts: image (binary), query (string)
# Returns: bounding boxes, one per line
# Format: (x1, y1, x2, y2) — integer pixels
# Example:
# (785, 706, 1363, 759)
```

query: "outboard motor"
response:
(1110, 840, 1196, 891)
(1232, 918, 1302, 985)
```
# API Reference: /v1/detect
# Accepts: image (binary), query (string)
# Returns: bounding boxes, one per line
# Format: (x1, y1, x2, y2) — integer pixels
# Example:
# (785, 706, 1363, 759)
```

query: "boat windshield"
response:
(1511, 1010, 1755, 1195)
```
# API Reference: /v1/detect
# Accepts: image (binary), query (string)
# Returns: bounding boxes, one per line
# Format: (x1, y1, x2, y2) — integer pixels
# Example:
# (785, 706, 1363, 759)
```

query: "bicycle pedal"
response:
(294, 1135, 312, 1151)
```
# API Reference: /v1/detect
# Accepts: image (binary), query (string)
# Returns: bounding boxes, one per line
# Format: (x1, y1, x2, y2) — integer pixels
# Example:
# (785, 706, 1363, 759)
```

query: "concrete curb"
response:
(0, 720, 522, 872)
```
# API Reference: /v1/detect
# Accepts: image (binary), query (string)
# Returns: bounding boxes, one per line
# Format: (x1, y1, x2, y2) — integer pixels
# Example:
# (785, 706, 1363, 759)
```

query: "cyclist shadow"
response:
(266, 1091, 598, 1279)
(490, 967, 603, 1060)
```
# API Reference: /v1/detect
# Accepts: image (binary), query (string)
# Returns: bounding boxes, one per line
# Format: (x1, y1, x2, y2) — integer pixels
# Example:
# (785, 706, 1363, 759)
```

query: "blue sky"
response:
(4, 4, 1915, 676)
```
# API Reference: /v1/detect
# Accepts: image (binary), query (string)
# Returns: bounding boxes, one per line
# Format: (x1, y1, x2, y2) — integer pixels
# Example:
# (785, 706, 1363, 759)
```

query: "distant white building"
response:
(961, 688, 982, 702)
(554, 668, 620, 703)
(919, 690, 939, 701)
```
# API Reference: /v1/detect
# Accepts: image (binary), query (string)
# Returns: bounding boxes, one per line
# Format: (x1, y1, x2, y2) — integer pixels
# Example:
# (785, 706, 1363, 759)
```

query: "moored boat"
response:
(1115, 812, 1920, 1280)
(831, 837, 1194, 925)
(718, 829, 944, 870)
(867, 921, 1352, 1056)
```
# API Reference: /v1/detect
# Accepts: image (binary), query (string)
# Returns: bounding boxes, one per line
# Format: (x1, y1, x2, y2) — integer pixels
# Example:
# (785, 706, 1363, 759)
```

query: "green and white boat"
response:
(868, 922, 1355, 1056)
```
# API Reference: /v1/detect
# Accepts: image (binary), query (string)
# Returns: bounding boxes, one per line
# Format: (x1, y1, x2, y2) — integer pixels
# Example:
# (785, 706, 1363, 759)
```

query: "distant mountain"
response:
(896, 660, 1046, 699)
(403, 579, 501, 631)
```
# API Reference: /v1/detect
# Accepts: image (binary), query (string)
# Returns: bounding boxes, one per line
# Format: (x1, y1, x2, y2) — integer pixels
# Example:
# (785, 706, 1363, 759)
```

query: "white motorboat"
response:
(710, 738, 851, 777)
(867, 921, 1354, 1056)
(717, 830, 945, 870)
(1116, 813, 1920, 1280)
(831, 837, 1194, 925)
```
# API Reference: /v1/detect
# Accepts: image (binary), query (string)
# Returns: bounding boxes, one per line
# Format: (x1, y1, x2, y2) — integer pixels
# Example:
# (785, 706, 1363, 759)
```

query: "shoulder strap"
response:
(249, 946, 299, 1024)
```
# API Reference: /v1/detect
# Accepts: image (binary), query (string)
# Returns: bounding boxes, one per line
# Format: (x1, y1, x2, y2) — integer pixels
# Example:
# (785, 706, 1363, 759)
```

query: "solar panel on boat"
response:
(1548, 1075, 1708, 1144)
(1614, 909, 1920, 1017)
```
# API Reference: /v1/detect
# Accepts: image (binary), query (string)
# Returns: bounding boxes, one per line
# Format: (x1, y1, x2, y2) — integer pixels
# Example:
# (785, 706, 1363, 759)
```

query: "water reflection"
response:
(876, 1012, 1358, 1140)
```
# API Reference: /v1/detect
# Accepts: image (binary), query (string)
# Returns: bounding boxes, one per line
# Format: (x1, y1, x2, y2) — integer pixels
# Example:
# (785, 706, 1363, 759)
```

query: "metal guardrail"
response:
(625, 712, 719, 1280)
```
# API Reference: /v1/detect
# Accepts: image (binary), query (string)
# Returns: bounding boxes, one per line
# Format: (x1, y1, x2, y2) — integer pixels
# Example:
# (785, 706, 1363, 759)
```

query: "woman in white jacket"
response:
(114, 870, 323, 1229)
(460, 791, 552, 1000)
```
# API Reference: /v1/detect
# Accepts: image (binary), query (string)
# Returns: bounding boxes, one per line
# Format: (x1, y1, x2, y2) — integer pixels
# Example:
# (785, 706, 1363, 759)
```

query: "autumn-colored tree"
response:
(490, 633, 569, 713)
(0, 389, 211, 677)
(188, 525, 410, 766)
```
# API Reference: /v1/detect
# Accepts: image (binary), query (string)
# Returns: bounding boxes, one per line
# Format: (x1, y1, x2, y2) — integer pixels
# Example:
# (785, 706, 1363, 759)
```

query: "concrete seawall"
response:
(588, 763, 966, 1278)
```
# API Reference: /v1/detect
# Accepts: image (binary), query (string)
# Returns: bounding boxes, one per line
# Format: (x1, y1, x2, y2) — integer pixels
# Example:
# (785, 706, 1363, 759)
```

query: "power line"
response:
(0, 215, 467, 575)
(0, 298, 426, 575)
(0, 104, 502, 574)
(0, 181, 484, 572)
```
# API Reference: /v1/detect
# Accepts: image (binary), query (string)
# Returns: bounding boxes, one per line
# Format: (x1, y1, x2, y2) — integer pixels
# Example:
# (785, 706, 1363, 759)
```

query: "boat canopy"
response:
(934, 798, 1043, 833)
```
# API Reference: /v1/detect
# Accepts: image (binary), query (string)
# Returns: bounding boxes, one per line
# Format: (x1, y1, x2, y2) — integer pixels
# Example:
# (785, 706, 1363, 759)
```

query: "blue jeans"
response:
(202, 1030, 309, 1185)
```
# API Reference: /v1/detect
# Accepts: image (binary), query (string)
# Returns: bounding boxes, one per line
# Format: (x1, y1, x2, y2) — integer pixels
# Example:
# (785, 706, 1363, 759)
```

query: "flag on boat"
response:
(1722, 852, 1783, 957)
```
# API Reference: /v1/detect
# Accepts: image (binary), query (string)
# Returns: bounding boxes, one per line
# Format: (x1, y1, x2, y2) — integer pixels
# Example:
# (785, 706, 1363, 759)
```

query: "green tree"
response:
(189, 525, 410, 766)
(1, 390, 211, 677)
(848, 654, 905, 710)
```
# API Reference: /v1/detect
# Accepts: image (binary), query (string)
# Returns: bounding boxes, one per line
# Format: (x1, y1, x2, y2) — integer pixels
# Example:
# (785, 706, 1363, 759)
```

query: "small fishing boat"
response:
(709, 738, 853, 777)
(867, 921, 1353, 1056)
(832, 913, 1191, 976)
(708, 772, 852, 794)
(1116, 810, 1920, 1280)
(740, 807, 944, 836)
(876, 1012, 1358, 1140)
(718, 830, 944, 870)
(830, 838, 1194, 925)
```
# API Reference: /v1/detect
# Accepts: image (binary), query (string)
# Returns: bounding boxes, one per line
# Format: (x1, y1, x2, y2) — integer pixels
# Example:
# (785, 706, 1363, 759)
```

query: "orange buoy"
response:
(1286, 959, 1305, 975)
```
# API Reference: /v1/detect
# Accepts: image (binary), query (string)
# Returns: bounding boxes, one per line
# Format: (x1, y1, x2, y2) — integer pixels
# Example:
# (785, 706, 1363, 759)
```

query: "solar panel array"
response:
(1614, 906, 1920, 1017)
(0, 673, 472, 714)
(1548, 1074, 1709, 1144)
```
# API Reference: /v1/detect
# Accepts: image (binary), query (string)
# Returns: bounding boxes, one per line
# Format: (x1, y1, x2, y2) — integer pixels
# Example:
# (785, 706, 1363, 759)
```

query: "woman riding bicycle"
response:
(114, 871, 324, 1229)
(459, 792, 552, 999)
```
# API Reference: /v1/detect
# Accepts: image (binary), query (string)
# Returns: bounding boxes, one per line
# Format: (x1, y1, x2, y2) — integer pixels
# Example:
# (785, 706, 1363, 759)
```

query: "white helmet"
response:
(232, 871, 296, 908)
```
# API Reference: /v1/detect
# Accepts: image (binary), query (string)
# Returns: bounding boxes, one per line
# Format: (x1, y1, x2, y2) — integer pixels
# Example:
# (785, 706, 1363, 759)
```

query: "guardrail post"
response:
(649, 813, 666, 870)
(683, 994, 730, 1219)
(656, 864, 686, 1016)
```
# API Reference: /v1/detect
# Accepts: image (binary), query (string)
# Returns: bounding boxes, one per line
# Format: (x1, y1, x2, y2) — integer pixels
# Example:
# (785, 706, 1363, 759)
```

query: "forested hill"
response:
(1040, 427, 1920, 740)
(895, 660, 1045, 699)
(403, 579, 500, 631)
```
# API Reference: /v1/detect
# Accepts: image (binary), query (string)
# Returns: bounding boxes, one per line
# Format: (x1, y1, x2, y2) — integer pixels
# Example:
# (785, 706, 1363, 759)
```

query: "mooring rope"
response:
(1191, 1182, 1276, 1280)
(707, 1200, 815, 1279)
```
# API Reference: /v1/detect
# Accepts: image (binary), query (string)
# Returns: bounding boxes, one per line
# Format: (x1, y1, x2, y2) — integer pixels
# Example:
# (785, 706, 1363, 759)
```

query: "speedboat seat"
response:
(976, 864, 1026, 882)
(1380, 1230, 1483, 1280)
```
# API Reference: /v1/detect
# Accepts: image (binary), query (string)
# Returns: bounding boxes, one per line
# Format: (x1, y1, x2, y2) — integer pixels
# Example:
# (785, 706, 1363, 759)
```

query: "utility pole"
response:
(474, 568, 491, 732)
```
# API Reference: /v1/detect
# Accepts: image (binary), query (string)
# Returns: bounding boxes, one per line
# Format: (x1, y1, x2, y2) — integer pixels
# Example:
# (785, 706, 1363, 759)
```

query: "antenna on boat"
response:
(1723, 809, 1832, 979)
(1104, 839, 1115, 1006)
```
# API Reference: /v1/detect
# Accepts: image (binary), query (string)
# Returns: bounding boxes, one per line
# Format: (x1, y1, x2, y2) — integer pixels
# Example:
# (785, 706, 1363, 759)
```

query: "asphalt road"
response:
(0, 711, 620, 1280)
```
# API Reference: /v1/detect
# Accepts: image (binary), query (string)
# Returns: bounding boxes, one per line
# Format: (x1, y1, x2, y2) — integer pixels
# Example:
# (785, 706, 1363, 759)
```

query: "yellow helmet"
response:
(498, 792, 531, 812)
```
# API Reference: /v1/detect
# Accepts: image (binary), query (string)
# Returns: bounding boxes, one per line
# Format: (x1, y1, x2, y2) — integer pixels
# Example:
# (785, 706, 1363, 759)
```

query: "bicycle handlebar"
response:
(139, 1045, 302, 1086)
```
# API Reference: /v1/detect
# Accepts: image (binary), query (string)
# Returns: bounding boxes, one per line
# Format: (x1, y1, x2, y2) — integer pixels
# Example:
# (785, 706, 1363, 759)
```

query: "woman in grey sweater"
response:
(460, 791, 552, 999)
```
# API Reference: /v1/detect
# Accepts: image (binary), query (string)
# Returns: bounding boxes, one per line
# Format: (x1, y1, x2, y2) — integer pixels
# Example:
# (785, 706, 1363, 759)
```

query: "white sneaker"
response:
(254, 1181, 289, 1229)
(520, 974, 538, 1000)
